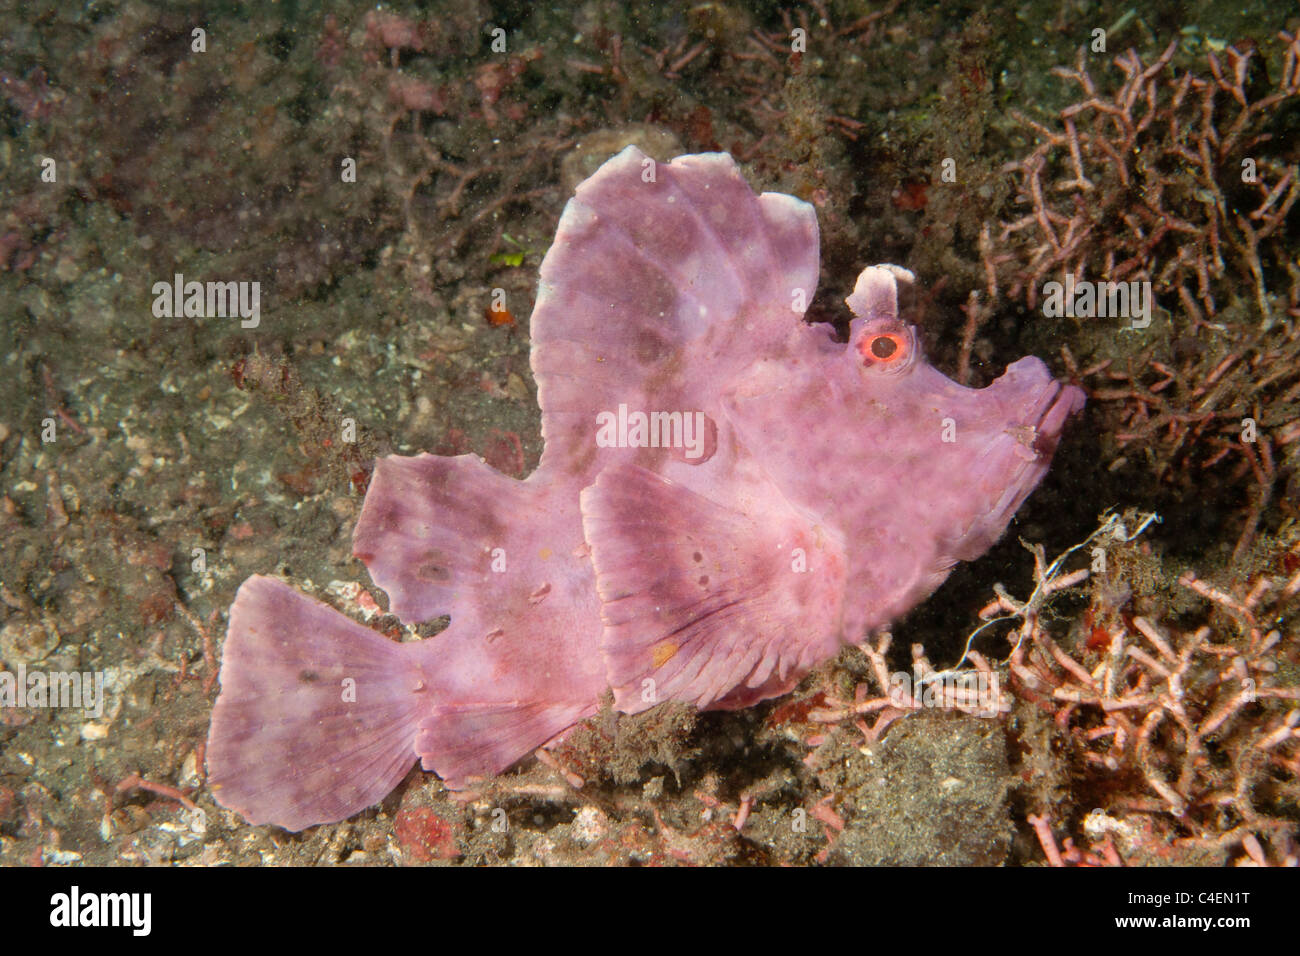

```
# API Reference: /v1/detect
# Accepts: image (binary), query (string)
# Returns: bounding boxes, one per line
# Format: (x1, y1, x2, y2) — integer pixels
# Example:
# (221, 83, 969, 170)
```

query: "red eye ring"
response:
(859, 332, 907, 364)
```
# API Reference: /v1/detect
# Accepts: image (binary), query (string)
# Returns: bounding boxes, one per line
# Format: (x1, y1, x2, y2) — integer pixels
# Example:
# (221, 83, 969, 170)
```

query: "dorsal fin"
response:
(529, 147, 819, 480)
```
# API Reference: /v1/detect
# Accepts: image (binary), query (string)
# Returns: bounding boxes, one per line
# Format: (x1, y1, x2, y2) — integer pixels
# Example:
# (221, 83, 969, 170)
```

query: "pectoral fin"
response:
(580, 465, 846, 712)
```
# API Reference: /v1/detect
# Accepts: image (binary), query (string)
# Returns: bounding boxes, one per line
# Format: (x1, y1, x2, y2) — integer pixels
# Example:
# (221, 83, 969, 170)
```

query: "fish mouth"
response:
(908, 356, 1086, 566)
(996, 357, 1086, 463)
(946, 361, 1086, 563)
(1022, 373, 1087, 461)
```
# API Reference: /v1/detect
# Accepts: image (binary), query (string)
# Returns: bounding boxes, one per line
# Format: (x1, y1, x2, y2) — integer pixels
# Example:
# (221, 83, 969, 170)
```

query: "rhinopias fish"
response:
(207, 148, 1084, 830)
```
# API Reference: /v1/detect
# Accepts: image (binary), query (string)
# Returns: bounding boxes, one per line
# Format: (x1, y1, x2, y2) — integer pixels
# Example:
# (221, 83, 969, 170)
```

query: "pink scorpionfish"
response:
(207, 147, 1084, 830)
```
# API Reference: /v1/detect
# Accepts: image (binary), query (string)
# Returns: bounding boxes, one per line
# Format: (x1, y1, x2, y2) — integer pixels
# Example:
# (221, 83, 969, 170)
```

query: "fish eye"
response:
(856, 328, 911, 369)
(870, 335, 901, 360)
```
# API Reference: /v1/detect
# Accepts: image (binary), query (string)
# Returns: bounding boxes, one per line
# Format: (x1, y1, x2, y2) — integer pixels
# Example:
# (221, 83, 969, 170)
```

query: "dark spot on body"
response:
(692, 551, 703, 562)
(417, 559, 451, 582)
(632, 326, 673, 366)
(698, 575, 710, 587)
(473, 503, 508, 544)
(298, 670, 320, 683)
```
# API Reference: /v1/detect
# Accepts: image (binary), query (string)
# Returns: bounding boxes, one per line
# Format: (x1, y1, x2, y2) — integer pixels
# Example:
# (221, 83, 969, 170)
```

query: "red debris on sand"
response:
(394, 807, 461, 861)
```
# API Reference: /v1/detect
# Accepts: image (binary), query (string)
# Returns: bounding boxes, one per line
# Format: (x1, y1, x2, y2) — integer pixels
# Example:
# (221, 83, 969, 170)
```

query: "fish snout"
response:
(995, 357, 1086, 462)
(943, 359, 1086, 562)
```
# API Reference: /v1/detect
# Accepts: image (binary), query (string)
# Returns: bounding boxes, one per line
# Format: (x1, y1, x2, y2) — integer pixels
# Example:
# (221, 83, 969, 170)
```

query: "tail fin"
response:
(206, 576, 426, 831)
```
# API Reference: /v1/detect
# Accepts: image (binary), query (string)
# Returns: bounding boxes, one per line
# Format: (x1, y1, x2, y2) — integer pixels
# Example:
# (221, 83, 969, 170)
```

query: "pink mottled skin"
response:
(207, 148, 1084, 831)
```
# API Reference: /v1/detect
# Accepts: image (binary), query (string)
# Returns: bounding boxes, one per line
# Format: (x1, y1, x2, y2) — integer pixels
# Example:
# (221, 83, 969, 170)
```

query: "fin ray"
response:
(580, 465, 847, 712)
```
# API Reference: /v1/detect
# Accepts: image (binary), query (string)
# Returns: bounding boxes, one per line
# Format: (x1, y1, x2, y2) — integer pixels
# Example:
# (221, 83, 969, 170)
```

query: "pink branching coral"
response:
(979, 512, 1299, 865)
(969, 34, 1300, 565)
(990, 33, 1300, 324)
(811, 509, 1300, 865)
